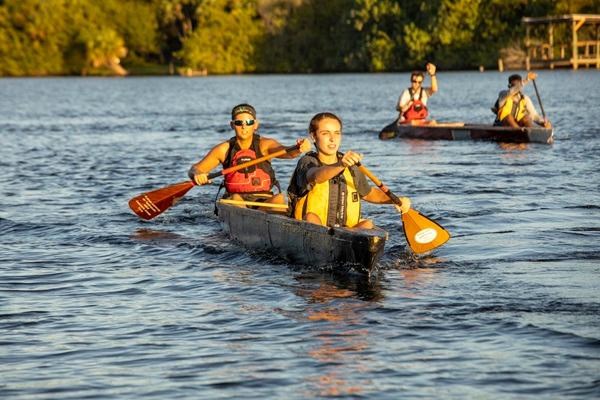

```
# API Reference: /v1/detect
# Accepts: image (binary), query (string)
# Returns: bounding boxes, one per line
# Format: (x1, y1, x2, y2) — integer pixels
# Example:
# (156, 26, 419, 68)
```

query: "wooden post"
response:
(549, 23, 554, 69)
(596, 23, 600, 69)
(525, 24, 531, 70)
(572, 19, 578, 69)
(572, 17, 587, 69)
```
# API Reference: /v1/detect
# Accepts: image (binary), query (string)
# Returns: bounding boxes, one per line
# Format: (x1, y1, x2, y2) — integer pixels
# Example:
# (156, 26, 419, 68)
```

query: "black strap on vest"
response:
(223, 134, 263, 168)
(409, 87, 423, 101)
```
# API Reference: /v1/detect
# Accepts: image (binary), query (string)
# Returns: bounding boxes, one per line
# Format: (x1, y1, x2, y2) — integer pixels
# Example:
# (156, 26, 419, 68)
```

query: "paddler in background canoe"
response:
(492, 72, 552, 129)
(288, 112, 411, 229)
(396, 62, 438, 125)
(188, 103, 311, 207)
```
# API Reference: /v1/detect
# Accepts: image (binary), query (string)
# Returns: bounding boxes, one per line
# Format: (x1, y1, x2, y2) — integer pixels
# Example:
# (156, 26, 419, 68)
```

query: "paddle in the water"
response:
(357, 164, 450, 254)
(129, 144, 299, 220)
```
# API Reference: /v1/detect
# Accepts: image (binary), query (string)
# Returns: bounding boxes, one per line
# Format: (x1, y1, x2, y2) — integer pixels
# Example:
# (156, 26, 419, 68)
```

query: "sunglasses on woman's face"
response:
(233, 119, 255, 126)
(412, 79, 423, 84)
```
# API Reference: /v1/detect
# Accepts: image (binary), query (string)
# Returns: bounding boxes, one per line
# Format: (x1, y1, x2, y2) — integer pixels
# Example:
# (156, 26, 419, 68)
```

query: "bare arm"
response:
(363, 187, 411, 213)
(188, 142, 228, 184)
(506, 72, 536, 97)
(363, 187, 395, 203)
(524, 96, 552, 127)
(426, 63, 438, 94)
(260, 137, 311, 159)
(306, 151, 363, 185)
(524, 96, 543, 124)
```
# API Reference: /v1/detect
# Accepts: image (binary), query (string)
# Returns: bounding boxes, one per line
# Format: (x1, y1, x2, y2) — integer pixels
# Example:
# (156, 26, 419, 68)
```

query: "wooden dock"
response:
(522, 14, 600, 70)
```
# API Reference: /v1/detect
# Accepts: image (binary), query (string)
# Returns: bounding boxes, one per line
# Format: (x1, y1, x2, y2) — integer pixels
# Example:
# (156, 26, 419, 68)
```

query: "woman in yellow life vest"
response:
(288, 112, 410, 229)
(493, 72, 552, 129)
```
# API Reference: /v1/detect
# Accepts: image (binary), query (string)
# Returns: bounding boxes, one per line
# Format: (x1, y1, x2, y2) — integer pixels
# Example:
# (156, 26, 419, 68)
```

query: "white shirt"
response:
(397, 87, 433, 120)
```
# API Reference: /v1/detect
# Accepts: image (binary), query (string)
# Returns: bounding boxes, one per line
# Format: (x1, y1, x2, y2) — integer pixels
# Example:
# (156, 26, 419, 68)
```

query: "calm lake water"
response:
(1, 71, 599, 399)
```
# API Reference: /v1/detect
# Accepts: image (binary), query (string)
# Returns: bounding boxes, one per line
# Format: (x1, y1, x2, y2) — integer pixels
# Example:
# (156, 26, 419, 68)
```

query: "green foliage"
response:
(403, 22, 432, 66)
(0, 0, 598, 75)
(349, 0, 403, 71)
(152, 0, 203, 62)
(0, 0, 71, 75)
(177, 0, 264, 74)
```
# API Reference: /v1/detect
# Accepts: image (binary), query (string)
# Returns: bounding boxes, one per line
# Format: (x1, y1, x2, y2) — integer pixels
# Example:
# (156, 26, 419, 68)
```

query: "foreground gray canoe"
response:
(379, 119, 554, 144)
(216, 201, 388, 276)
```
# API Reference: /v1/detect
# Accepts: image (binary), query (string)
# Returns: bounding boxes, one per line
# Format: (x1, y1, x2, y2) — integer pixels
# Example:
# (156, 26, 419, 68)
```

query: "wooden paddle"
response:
(129, 144, 299, 220)
(531, 78, 547, 120)
(357, 164, 450, 254)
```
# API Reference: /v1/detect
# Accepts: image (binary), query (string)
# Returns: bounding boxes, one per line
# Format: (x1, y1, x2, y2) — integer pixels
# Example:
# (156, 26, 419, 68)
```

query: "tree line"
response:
(0, 0, 598, 76)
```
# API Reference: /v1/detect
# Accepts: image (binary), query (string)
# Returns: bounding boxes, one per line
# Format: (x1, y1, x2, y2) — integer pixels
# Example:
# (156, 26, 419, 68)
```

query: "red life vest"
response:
(402, 88, 429, 122)
(223, 135, 277, 193)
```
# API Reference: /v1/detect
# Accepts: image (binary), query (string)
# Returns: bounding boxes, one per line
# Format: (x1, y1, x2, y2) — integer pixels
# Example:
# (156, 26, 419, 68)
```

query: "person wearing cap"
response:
(188, 103, 311, 207)
(396, 62, 438, 124)
(492, 72, 552, 128)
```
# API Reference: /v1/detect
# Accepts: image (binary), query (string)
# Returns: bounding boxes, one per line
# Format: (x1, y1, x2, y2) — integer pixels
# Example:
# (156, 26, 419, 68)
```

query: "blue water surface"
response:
(1, 71, 599, 399)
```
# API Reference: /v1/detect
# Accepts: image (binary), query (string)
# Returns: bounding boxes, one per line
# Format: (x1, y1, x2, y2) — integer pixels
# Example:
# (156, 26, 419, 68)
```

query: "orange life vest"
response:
(402, 88, 429, 122)
(223, 135, 277, 193)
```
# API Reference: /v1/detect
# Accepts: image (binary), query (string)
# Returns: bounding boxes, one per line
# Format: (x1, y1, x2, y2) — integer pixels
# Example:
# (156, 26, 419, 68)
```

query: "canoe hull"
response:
(379, 120, 554, 144)
(216, 202, 387, 276)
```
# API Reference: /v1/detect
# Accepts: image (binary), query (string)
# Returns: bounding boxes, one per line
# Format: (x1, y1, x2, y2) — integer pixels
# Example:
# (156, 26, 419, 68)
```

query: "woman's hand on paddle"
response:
(526, 71, 537, 82)
(393, 197, 411, 214)
(340, 151, 363, 168)
(297, 138, 312, 153)
(191, 171, 211, 186)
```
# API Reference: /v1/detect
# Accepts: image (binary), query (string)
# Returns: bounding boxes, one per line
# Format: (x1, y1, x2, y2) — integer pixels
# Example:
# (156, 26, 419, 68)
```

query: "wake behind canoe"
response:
(379, 119, 554, 144)
(215, 201, 387, 276)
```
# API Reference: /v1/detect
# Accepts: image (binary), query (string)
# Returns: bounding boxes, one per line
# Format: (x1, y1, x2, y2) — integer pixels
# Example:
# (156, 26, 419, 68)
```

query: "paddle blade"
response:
(128, 181, 194, 220)
(401, 208, 450, 254)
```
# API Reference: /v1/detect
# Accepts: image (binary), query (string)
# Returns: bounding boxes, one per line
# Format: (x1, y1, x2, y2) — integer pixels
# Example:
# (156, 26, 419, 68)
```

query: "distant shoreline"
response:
(2, 68, 597, 79)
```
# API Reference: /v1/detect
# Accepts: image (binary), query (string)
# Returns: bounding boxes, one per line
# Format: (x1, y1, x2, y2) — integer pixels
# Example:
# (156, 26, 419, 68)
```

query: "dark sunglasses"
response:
(233, 119, 255, 126)
(412, 79, 423, 83)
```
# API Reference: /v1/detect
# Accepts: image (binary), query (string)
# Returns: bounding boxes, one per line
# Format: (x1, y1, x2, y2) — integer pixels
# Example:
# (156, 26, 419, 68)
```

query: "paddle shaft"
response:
(357, 164, 404, 206)
(531, 78, 547, 120)
(205, 144, 299, 181)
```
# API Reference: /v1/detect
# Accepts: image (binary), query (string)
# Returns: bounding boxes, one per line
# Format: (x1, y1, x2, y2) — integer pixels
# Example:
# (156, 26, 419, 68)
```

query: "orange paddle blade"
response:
(401, 208, 450, 254)
(128, 181, 194, 220)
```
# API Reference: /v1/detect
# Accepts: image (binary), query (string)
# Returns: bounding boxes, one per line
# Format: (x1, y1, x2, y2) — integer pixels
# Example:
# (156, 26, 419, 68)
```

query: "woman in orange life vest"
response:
(492, 72, 552, 129)
(188, 104, 311, 207)
(288, 112, 411, 229)
(397, 63, 438, 124)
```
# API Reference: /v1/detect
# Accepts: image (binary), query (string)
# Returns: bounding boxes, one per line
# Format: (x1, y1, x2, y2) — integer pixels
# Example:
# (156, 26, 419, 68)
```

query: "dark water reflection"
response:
(1, 71, 599, 398)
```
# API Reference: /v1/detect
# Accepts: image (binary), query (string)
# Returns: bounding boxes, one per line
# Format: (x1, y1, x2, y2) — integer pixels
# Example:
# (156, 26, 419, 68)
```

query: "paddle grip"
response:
(206, 170, 223, 180)
(381, 187, 402, 205)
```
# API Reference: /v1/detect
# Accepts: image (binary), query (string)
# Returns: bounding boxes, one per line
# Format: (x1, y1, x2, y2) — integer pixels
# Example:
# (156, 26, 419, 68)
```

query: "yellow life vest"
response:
(292, 161, 362, 228)
(497, 93, 527, 123)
